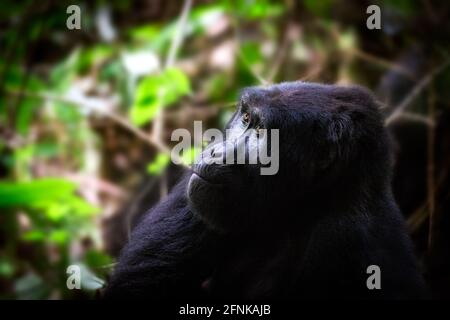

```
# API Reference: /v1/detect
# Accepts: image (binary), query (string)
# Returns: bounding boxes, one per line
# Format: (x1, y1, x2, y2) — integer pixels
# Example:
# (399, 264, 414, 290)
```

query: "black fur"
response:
(104, 82, 426, 299)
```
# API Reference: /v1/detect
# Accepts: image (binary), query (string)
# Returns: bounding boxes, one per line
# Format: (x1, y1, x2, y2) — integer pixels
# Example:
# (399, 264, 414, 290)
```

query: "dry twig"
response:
(385, 59, 450, 126)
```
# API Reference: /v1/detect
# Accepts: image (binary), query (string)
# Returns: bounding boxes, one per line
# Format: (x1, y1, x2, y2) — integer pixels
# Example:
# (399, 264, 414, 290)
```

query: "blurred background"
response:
(0, 0, 449, 299)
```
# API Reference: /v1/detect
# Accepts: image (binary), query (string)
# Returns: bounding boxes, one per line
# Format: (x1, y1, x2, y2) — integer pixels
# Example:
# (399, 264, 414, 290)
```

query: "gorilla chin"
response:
(187, 171, 250, 233)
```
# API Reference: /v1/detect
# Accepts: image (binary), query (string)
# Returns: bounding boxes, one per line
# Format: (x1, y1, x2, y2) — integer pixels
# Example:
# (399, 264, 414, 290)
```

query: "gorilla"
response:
(104, 82, 427, 299)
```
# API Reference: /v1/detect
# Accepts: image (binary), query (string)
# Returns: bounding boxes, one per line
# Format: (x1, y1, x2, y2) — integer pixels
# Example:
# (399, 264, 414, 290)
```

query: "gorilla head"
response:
(187, 82, 388, 234)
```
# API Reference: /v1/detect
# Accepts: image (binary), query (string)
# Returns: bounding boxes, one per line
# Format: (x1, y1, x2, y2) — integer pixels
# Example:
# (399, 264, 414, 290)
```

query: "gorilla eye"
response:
(242, 112, 250, 124)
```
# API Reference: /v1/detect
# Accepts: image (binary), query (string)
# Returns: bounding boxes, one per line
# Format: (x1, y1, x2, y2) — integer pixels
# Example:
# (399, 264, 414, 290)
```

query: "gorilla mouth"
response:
(191, 172, 221, 186)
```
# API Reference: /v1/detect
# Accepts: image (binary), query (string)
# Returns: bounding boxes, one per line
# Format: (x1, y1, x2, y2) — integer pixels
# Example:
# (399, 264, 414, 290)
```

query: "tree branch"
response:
(5, 89, 188, 168)
(385, 59, 450, 126)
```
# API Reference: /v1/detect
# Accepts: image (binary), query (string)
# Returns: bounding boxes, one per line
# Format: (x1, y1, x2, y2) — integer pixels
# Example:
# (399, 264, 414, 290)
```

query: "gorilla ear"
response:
(318, 113, 353, 170)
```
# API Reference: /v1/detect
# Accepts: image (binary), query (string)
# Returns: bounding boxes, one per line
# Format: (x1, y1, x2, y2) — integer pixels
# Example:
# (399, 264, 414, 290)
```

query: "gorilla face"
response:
(187, 96, 267, 233)
(187, 82, 386, 233)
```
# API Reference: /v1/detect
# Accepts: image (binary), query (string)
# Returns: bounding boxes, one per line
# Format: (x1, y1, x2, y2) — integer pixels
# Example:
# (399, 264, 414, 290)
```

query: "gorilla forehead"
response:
(239, 81, 378, 113)
(237, 82, 381, 139)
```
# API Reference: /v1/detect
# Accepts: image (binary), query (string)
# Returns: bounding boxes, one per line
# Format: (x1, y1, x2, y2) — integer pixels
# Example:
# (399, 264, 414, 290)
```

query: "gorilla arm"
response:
(103, 175, 221, 299)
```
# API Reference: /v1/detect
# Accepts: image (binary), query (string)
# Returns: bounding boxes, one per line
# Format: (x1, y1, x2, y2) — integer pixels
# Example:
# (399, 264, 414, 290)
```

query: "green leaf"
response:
(78, 45, 113, 73)
(130, 76, 160, 126)
(147, 153, 170, 175)
(240, 42, 263, 66)
(51, 45, 114, 87)
(164, 68, 191, 98)
(34, 142, 60, 158)
(181, 147, 201, 166)
(128, 6, 225, 51)
(203, 73, 230, 100)
(128, 25, 161, 42)
(338, 30, 357, 51)
(41, 202, 71, 221)
(22, 230, 46, 242)
(4, 65, 23, 91)
(130, 67, 191, 126)
(15, 98, 38, 135)
(226, 0, 284, 19)
(48, 230, 69, 245)
(128, 23, 177, 53)
(50, 49, 81, 92)
(383, 0, 418, 16)
(0, 178, 76, 207)
(304, 0, 334, 19)
(0, 178, 99, 218)
(0, 258, 15, 278)
(84, 250, 113, 269)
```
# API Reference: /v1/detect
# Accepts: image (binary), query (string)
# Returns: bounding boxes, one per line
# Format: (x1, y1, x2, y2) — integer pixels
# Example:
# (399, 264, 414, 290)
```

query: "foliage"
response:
(147, 153, 170, 175)
(131, 67, 191, 126)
